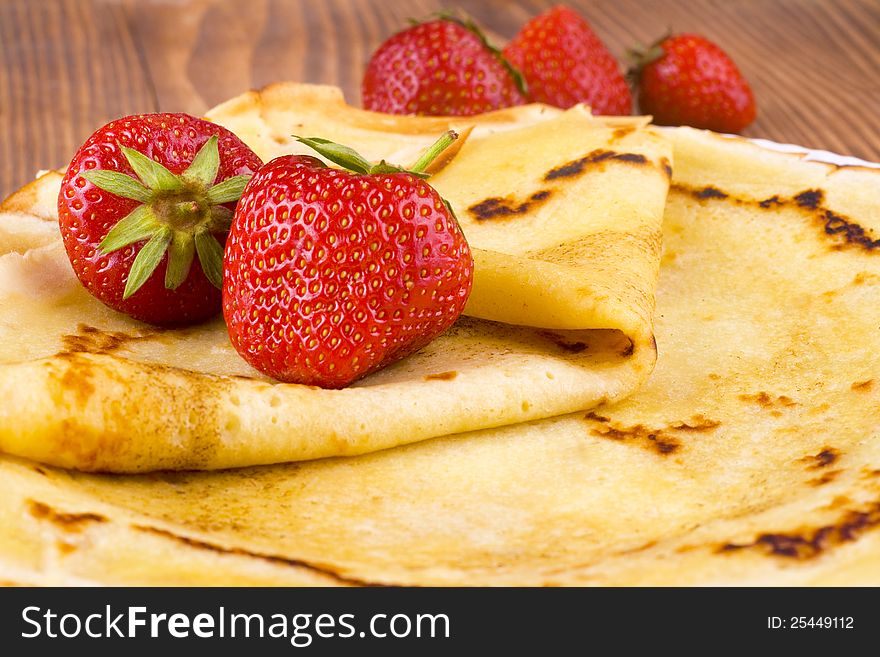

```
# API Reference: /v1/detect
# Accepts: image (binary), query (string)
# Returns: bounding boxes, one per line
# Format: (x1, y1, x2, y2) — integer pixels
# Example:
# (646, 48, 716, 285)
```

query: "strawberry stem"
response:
(625, 32, 671, 87)
(295, 131, 458, 179)
(409, 131, 458, 173)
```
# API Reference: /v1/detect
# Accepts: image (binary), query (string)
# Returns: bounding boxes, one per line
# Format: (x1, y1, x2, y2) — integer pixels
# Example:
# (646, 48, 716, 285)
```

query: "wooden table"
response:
(1, 0, 878, 198)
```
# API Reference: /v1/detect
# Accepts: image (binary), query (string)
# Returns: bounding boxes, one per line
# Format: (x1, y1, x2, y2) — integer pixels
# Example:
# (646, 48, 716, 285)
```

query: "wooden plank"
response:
(576, 0, 880, 158)
(120, 0, 880, 160)
(1, 0, 878, 200)
(0, 0, 157, 196)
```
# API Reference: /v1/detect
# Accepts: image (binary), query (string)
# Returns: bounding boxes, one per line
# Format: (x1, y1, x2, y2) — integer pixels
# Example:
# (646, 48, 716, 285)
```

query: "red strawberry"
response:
(629, 34, 756, 132)
(503, 5, 631, 115)
(223, 133, 474, 388)
(58, 113, 262, 326)
(362, 17, 526, 116)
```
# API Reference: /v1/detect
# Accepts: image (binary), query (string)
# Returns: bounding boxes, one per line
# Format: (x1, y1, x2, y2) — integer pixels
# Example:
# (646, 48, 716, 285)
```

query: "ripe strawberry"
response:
(58, 113, 262, 326)
(503, 5, 631, 115)
(223, 133, 474, 388)
(362, 17, 526, 116)
(629, 34, 756, 132)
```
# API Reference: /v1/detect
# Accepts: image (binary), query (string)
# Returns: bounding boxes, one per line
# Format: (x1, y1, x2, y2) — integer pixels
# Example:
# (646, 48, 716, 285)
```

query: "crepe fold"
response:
(0, 84, 669, 472)
(2, 124, 879, 586)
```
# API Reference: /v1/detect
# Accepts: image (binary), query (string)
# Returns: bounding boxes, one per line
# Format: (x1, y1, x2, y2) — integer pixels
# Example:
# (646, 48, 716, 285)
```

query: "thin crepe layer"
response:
(1, 128, 878, 585)
(0, 85, 668, 471)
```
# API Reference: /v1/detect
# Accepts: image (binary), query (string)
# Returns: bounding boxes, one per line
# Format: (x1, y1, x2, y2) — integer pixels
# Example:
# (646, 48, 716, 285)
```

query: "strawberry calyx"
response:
(294, 131, 460, 217)
(80, 135, 250, 299)
(624, 33, 671, 87)
(294, 131, 458, 178)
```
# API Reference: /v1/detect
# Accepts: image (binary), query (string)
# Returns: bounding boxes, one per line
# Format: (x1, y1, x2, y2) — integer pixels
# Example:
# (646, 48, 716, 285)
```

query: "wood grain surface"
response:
(1, 0, 878, 198)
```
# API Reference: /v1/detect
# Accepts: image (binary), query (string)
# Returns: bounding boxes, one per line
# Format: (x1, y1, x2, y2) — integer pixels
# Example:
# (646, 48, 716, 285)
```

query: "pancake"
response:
(0, 85, 668, 472)
(1, 85, 878, 585)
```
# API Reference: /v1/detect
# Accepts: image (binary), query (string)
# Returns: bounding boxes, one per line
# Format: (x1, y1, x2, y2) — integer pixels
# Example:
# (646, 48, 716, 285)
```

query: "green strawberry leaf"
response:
(294, 136, 373, 174)
(120, 144, 183, 193)
(182, 135, 221, 187)
(205, 174, 253, 204)
(98, 204, 162, 254)
(194, 230, 225, 290)
(165, 230, 196, 290)
(295, 131, 457, 180)
(207, 205, 234, 233)
(80, 170, 153, 203)
(123, 227, 172, 299)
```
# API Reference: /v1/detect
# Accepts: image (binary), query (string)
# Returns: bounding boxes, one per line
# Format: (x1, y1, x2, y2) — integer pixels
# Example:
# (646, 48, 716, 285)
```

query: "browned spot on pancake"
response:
(60, 323, 166, 355)
(54, 355, 96, 409)
(708, 373, 721, 380)
(468, 190, 552, 220)
(27, 500, 106, 532)
(620, 338, 635, 357)
(540, 331, 588, 354)
(131, 524, 379, 587)
(424, 371, 458, 381)
(614, 152, 648, 164)
(852, 272, 880, 285)
(809, 402, 831, 415)
(740, 391, 771, 406)
(826, 495, 853, 510)
(824, 210, 880, 251)
(41, 353, 231, 471)
(739, 392, 797, 409)
(674, 182, 880, 254)
(611, 127, 635, 141)
(718, 499, 880, 559)
(851, 379, 874, 392)
(543, 149, 648, 180)
(809, 469, 842, 486)
(862, 466, 880, 480)
(584, 412, 720, 455)
(56, 541, 77, 555)
(660, 157, 672, 179)
(693, 186, 728, 200)
(801, 447, 841, 470)
(669, 414, 722, 432)
(759, 195, 783, 209)
(622, 539, 658, 554)
(32, 466, 47, 476)
(794, 189, 824, 210)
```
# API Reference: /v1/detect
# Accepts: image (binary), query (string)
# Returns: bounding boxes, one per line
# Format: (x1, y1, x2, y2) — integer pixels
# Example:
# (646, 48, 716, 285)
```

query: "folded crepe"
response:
(2, 84, 879, 586)
(0, 84, 669, 473)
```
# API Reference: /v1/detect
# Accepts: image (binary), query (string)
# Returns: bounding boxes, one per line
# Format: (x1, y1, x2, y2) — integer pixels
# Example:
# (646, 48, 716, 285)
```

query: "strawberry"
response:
(503, 5, 631, 115)
(58, 113, 262, 326)
(629, 34, 756, 132)
(362, 17, 526, 116)
(223, 133, 474, 388)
